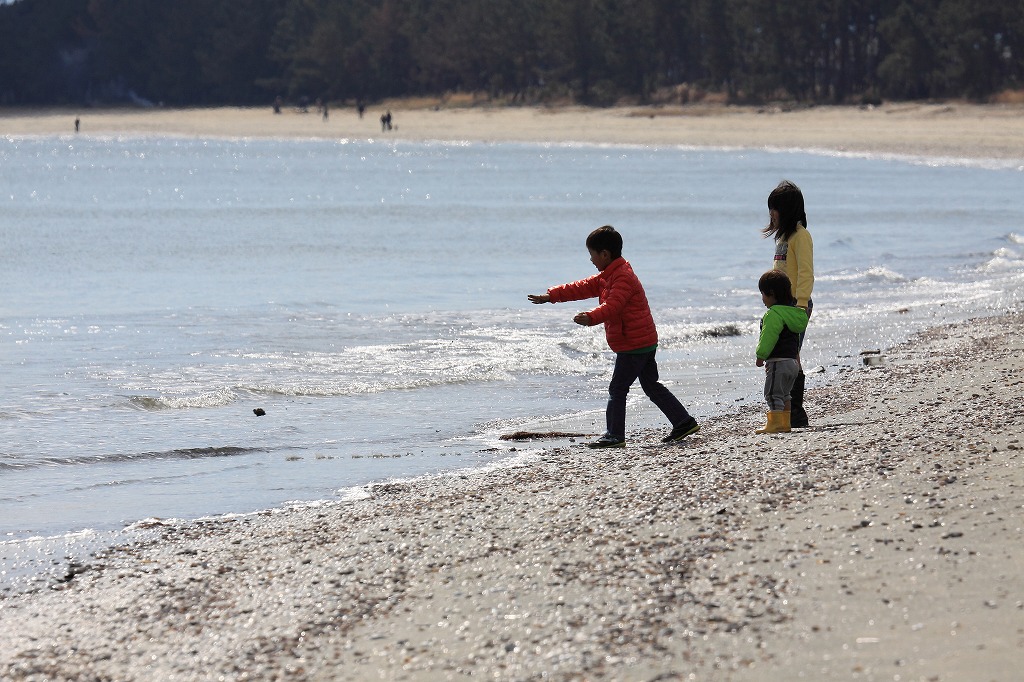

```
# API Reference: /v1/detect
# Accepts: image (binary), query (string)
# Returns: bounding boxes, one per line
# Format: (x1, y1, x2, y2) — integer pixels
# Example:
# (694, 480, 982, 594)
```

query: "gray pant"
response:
(764, 358, 800, 411)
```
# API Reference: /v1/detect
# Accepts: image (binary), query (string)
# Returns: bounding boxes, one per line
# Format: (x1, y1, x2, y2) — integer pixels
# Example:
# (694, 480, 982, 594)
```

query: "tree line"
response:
(1, 0, 1021, 108)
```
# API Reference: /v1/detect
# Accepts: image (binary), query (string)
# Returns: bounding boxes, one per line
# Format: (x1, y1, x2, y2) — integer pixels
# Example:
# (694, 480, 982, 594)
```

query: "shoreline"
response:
(3, 102, 1024, 160)
(3, 100, 1023, 680)
(1, 310, 1021, 680)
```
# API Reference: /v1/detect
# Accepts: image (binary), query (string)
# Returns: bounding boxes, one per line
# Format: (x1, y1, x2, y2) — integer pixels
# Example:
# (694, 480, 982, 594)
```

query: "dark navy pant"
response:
(606, 349, 691, 440)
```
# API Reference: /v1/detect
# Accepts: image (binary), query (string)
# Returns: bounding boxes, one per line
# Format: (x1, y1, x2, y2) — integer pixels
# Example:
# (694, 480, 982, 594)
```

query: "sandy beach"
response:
(1, 310, 1021, 681)
(3, 101, 1024, 161)
(2, 104, 1023, 680)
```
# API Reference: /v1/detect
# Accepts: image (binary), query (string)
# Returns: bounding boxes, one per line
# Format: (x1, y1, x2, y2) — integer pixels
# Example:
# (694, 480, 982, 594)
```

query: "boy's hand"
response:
(527, 294, 550, 304)
(756, 358, 765, 367)
(573, 312, 591, 326)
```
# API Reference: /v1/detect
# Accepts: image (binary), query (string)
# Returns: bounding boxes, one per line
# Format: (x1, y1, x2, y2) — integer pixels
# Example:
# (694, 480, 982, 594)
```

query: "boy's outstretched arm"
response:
(527, 293, 551, 304)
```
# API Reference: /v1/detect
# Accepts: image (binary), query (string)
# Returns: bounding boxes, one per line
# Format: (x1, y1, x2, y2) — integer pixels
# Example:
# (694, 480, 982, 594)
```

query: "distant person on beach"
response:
(754, 270, 808, 433)
(528, 225, 700, 448)
(381, 110, 392, 131)
(74, 117, 79, 133)
(322, 103, 329, 121)
(357, 101, 365, 118)
(763, 179, 814, 427)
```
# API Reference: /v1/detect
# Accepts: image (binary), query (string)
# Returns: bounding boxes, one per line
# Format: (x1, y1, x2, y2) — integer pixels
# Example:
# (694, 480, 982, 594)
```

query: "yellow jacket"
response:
(772, 224, 814, 308)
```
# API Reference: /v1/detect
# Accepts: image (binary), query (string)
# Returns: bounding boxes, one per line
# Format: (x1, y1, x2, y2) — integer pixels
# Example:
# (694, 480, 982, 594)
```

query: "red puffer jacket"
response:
(547, 258, 659, 352)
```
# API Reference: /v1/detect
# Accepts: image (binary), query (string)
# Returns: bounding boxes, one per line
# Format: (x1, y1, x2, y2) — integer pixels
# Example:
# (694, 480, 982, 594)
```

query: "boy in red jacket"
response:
(528, 225, 699, 448)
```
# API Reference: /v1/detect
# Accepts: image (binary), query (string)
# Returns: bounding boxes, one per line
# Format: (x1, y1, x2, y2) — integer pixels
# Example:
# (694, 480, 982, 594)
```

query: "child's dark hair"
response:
(763, 180, 807, 240)
(586, 225, 623, 259)
(758, 270, 796, 305)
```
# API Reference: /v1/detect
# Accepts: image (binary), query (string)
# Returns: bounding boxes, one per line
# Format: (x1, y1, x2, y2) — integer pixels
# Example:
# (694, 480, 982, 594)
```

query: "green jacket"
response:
(756, 305, 809, 360)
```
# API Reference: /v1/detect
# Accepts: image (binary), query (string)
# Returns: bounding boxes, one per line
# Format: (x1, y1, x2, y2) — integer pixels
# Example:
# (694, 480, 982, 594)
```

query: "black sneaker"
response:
(662, 418, 700, 443)
(587, 434, 626, 449)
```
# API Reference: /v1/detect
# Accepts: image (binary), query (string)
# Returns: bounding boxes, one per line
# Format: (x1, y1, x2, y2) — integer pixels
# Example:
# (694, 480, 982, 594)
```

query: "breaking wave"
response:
(0, 446, 263, 471)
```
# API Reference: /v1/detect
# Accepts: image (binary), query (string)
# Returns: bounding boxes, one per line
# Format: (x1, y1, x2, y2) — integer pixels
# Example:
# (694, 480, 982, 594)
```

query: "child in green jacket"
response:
(755, 270, 809, 433)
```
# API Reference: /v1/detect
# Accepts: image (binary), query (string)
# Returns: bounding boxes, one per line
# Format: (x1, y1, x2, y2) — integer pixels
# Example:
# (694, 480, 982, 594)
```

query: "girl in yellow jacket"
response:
(763, 180, 814, 427)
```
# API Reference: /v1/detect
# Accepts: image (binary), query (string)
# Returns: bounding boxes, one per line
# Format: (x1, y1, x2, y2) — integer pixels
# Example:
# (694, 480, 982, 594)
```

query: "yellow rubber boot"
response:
(755, 410, 791, 434)
(755, 411, 777, 433)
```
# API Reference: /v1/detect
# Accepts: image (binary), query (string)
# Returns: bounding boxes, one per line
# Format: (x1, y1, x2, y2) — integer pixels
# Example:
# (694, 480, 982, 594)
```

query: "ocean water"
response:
(2, 133, 1023, 588)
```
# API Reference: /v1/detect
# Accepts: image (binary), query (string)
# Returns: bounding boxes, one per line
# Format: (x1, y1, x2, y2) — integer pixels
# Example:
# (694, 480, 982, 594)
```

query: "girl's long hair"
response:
(762, 180, 807, 241)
